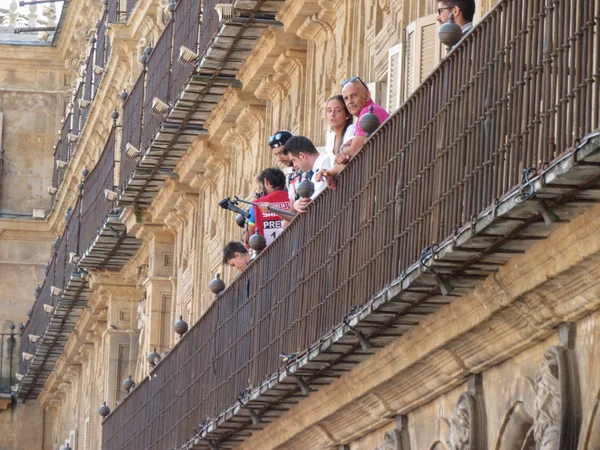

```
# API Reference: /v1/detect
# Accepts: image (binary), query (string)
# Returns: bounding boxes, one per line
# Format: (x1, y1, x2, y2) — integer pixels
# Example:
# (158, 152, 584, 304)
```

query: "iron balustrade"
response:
(169, 0, 201, 101)
(94, 13, 109, 96)
(142, 21, 173, 151)
(71, 82, 83, 135)
(19, 259, 56, 378)
(120, 73, 145, 190)
(79, 129, 116, 254)
(0, 332, 16, 394)
(107, 0, 124, 23)
(66, 197, 82, 279)
(102, 0, 600, 448)
(53, 233, 68, 297)
(53, 113, 72, 189)
(125, 0, 139, 20)
(199, 0, 235, 59)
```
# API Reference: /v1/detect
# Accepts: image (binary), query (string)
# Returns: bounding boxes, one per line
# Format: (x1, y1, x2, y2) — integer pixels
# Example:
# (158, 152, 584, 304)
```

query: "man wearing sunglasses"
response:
(321, 77, 390, 185)
(436, 0, 475, 35)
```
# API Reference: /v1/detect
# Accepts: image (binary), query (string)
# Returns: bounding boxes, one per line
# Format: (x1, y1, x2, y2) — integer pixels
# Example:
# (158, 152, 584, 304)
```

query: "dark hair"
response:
(441, 0, 475, 22)
(257, 167, 286, 190)
(282, 136, 319, 157)
(327, 95, 354, 136)
(222, 241, 247, 263)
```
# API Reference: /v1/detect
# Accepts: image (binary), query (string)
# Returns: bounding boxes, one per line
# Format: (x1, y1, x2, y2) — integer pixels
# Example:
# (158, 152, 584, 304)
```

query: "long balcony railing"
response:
(169, 0, 200, 101)
(18, 128, 115, 399)
(79, 128, 116, 254)
(199, 0, 235, 59)
(19, 248, 59, 380)
(141, 21, 173, 151)
(49, 11, 110, 201)
(102, 0, 600, 448)
(52, 114, 72, 193)
(120, 75, 144, 190)
(94, 12, 110, 96)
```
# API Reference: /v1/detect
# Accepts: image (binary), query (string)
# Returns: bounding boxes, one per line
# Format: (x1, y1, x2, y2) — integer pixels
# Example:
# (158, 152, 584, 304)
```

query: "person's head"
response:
(268, 130, 293, 167)
(282, 136, 319, 172)
(341, 77, 371, 118)
(326, 95, 353, 134)
(257, 168, 286, 194)
(436, 0, 475, 27)
(223, 241, 251, 272)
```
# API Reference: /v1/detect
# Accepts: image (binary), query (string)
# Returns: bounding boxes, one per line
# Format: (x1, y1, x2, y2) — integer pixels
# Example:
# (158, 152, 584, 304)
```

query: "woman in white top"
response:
(324, 95, 355, 159)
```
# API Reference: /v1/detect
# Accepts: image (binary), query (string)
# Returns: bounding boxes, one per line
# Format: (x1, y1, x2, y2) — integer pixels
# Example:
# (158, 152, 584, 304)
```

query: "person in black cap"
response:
(268, 130, 302, 210)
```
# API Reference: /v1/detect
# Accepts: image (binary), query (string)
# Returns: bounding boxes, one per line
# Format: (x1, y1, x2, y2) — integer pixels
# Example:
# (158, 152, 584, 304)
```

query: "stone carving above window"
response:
(533, 344, 581, 450)
(447, 375, 485, 450)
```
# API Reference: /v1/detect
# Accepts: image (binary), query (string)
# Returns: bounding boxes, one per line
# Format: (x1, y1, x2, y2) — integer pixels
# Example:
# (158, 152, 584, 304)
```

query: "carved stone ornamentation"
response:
(533, 346, 581, 450)
(447, 377, 485, 450)
(378, 0, 391, 14)
(376, 430, 401, 450)
(375, 416, 410, 450)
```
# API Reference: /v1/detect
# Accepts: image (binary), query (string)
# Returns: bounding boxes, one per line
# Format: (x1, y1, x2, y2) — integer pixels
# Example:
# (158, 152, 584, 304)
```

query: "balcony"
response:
(101, 0, 600, 448)
(48, 11, 110, 205)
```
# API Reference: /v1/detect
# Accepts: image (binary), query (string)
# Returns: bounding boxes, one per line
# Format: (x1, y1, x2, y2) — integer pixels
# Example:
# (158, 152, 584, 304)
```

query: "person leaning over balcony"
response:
(246, 168, 292, 246)
(283, 136, 333, 214)
(268, 130, 302, 208)
(223, 241, 252, 272)
(324, 95, 355, 159)
(436, 0, 475, 35)
(321, 77, 390, 185)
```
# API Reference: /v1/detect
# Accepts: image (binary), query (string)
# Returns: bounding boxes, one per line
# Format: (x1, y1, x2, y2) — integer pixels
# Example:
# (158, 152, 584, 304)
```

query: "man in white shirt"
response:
(282, 136, 332, 214)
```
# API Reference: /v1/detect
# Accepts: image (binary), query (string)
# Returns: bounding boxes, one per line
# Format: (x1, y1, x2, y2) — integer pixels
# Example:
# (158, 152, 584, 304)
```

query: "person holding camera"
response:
(246, 168, 292, 246)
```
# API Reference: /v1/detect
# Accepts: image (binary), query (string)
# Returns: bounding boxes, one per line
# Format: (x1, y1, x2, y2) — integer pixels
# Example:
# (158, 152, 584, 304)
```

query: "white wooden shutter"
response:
(404, 23, 416, 99)
(404, 14, 444, 98)
(387, 44, 403, 113)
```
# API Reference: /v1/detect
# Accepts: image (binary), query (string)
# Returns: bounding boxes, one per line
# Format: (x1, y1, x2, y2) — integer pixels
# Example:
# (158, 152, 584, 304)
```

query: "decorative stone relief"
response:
(374, 415, 410, 450)
(532, 344, 581, 450)
(446, 375, 485, 450)
(378, 0, 390, 14)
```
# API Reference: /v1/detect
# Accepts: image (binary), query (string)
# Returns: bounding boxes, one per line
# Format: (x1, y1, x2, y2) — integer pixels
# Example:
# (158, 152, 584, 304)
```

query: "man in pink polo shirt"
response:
(322, 77, 390, 183)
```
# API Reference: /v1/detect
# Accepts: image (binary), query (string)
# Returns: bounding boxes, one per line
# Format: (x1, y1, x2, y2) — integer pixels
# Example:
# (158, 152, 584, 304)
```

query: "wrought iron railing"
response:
(52, 113, 72, 190)
(199, 0, 235, 58)
(94, 12, 110, 96)
(82, 52, 95, 126)
(170, 0, 200, 100)
(0, 332, 16, 394)
(102, 0, 600, 448)
(71, 82, 83, 135)
(120, 74, 145, 190)
(107, 0, 125, 23)
(66, 197, 82, 279)
(19, 254, 57, 378)
(79, 129, 116, 253)
(126, 0, 139, 20)
(141, 21, 173, 151)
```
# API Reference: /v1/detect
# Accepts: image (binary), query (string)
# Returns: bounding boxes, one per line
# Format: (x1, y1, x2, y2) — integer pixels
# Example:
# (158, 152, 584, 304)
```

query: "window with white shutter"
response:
(387, 44, 403, 113)
(403, 14, 444, 98)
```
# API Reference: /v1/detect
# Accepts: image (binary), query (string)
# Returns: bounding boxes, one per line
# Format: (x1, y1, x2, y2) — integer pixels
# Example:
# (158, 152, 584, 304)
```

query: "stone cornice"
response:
(237, 28, 306, 94)
(135, 224, 174, 243)
(173, 138, 212, 186)
(148, 180, 197, 225)
(237, 202, 600, 450)
(277, 0, 323, 34)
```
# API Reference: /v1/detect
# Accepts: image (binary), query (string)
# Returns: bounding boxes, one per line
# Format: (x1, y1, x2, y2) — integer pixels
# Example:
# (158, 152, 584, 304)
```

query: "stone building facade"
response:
(0, 0, 599, 449)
